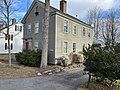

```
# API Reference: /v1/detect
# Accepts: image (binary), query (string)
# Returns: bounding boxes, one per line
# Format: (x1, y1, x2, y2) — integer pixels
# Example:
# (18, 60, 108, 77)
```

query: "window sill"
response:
(72, 33, 77, 36)
(34, 32, 39, 34)
(63, 32, 69, 34)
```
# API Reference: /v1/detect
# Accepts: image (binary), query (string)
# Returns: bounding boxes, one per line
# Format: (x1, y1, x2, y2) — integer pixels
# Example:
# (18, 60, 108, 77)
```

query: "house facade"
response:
(22, 0, 94, 64)
(0, 19, 23, 54)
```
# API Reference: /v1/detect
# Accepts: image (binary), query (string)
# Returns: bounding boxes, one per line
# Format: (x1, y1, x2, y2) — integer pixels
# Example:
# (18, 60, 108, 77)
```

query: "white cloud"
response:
(48, 0, 116, 20)
(67, 0, 116, 20)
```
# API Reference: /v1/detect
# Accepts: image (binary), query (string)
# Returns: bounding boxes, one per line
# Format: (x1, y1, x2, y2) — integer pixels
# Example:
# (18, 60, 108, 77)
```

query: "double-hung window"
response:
(34, 22, 39, 33)
(5, 43, 7, 50)
(88, 32, 91, 37)
(83, 27, 85, 36)
(73, 26, 77, 35)
(28, 24, 31, 32)
(63, 20, 68, 33)
(63, 41, 68, 53)
(5, 34, 7, 40)
(11, 43, 13, 50)
(11, 34, 13, 41)
(73, 43, 76, 52)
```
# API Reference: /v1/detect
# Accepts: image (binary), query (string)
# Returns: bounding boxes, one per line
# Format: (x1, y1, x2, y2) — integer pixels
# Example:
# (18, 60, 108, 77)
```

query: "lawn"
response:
(0, 62, 40, 79)
(0, 62, 63, 79)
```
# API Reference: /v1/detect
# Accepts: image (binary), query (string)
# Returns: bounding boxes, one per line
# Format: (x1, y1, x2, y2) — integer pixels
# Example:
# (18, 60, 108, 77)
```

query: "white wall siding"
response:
(0, 24, 23, 54)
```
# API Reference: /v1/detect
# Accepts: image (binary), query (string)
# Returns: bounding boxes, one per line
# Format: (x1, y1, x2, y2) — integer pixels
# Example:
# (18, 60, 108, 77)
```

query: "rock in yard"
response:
(55, 69, 61, 73)
(48, 72, 52, 75)
(37, 73, 42, 76)
(42, 70, 52, 75)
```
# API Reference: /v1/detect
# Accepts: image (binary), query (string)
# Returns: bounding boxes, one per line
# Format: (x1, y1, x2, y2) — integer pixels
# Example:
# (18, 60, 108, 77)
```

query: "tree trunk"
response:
(8, 35, 11, 66)
(41, 0, 50, 68)
(87, 73, 91, 87)
(6, 6, 11, 66)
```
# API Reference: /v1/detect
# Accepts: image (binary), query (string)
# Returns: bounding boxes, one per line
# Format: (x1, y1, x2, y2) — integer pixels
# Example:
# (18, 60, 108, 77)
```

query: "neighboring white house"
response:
(0, 19, 23, 54)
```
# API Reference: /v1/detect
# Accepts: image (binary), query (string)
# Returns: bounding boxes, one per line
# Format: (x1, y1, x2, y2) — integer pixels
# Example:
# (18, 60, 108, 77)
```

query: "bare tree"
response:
(41, 0, 50, 68)
(99, 8, 120, 45)
(86, 7, 102, 40)
(0, 0, 21, 66)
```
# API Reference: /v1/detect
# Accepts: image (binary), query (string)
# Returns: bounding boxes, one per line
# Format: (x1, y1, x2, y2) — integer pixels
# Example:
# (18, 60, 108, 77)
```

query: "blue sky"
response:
(15, 0, 120, 22)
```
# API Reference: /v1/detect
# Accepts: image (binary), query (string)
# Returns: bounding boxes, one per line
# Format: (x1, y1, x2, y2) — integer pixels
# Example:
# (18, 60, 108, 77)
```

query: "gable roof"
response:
(21, 0, 92, 28)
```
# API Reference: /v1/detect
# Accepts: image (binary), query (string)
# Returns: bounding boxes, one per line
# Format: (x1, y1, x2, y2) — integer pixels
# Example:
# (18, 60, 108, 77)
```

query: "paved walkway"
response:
(0, 69, 89, 90)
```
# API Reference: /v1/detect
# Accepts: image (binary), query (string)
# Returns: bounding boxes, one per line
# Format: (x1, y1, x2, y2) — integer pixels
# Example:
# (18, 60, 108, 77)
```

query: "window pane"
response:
(35, 22, 39, 33)
(83, 27, 85, 36)
(5, 34, 7, 40)
(73, 26, 77, 34)
(20, 26, 22, 32)
(5, 43, 7, 50)
(15, 25, 17, 31)
(11, 34, 13, 41)
(88, 32, 90, 37)
(73, 43, 76, 52)
(64, 20, 68, 33)
(28, 24, 31, 32)
(11, 43, 13, 50)
(63, 42, 68, 53)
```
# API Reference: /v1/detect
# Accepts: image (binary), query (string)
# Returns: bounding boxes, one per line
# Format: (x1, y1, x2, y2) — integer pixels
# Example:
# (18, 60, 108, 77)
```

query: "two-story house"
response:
(0, 19, 23, 54)
(22, 0, 94, 64)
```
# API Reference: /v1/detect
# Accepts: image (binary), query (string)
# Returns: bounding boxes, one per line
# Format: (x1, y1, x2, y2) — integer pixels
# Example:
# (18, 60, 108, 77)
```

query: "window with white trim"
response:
(88, 32, 91, 37)
(63, 20, 68, 33)
(63, 41, 68, 53)
(34, 22, 39, 33)
(73, 43, 76, 52)
(11, 34, 13, 41)
(15, 25, 17, 31)
(82, 44, 85, 51)
(11, 43, 13, 50)
(5, 34, 7, 40)
(28, 24, 31, 32)
(73, 26, 77, 35)
(5, 43, 7, 50)
(83, 27, 85, 36)
(19, 26, 22, 32)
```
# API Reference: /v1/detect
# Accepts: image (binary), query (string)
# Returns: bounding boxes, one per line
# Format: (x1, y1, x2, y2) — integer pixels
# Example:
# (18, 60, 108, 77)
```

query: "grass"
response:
(0, 61, 64, 79)
(0, 62, 40, 79)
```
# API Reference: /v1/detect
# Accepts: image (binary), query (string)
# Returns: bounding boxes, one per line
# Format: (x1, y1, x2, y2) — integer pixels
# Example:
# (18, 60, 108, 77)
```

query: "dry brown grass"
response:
(0, 62, 61, 79)
(0, 62, 40, 79)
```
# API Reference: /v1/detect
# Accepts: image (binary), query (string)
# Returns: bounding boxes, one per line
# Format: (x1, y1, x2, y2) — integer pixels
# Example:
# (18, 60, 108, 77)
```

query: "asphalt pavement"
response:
(0, 69, 89, 90)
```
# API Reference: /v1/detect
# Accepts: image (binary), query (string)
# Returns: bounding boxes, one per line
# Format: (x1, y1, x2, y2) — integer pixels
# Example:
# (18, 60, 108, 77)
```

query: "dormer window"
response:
(35, 6, 39, 16)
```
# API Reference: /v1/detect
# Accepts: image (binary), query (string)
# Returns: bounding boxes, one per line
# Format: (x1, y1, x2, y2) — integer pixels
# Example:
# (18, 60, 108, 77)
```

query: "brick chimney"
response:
(60, 0, 67, 13)
(12, 18, 16, 25)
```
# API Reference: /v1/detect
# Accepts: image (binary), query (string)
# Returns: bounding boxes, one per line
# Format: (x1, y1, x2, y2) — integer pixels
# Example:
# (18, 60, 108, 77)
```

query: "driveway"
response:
(0, 69, 89, 90)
